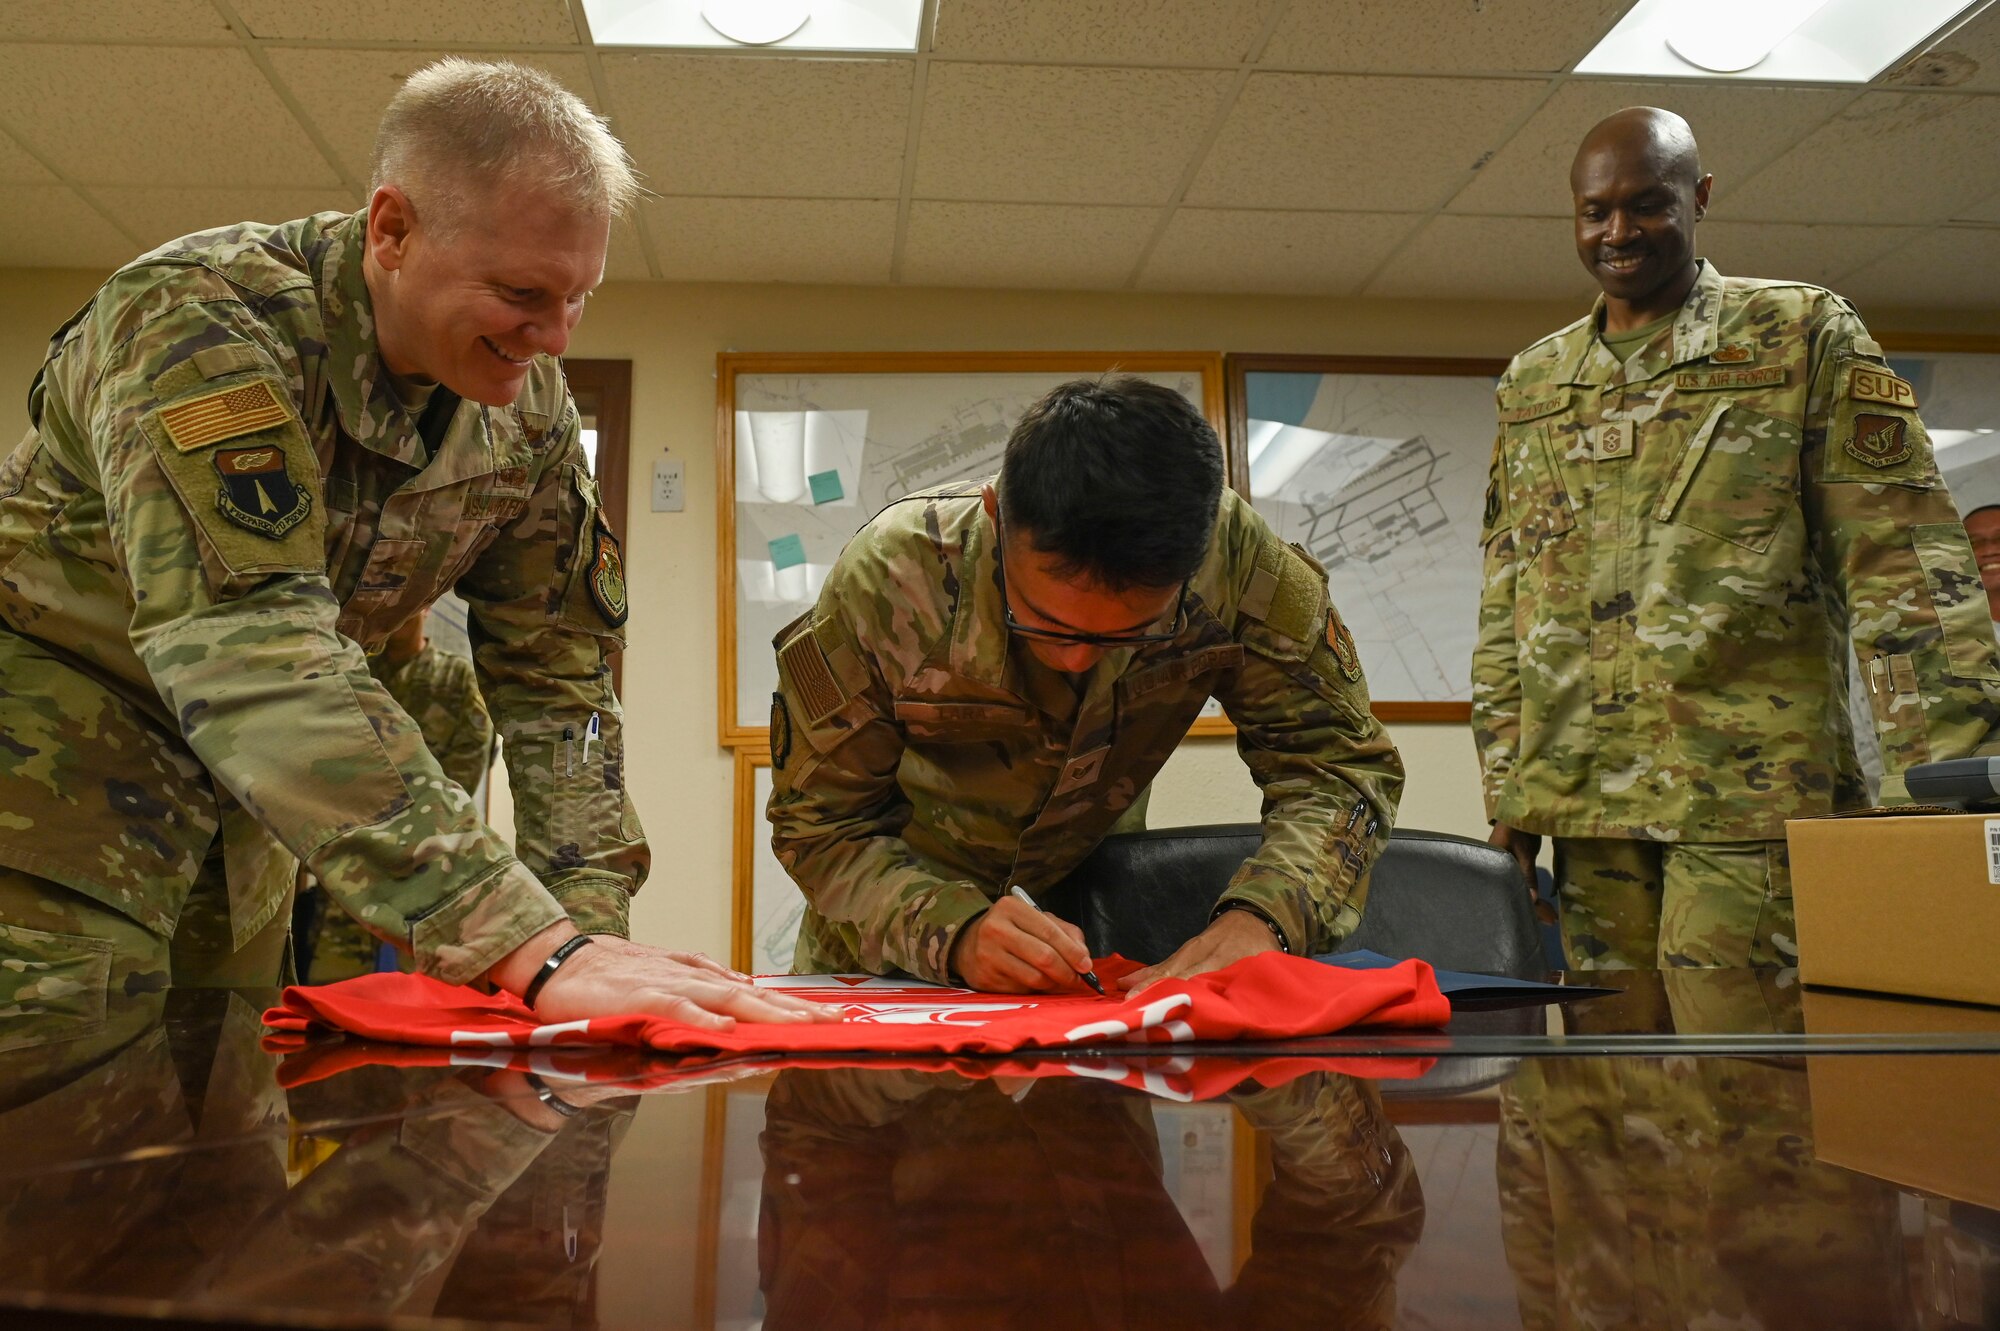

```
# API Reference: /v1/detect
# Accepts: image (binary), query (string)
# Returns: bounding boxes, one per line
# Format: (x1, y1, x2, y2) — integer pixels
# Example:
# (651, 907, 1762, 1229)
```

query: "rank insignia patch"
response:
(587, 521, 629, 628)
(1326, 613, 1363, 683)
(161, 380, 292, 452)
(1846, 413, 1912, 469)
(213, 445, 310, 538)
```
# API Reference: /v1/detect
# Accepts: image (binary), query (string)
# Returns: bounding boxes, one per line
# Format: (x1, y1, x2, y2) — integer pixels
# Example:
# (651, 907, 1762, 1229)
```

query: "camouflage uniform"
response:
(1474, 261, 2000, 968)
(769, 482, 1405, 982)
(0, 210, 644, 1000)
(305, 642, 497, 981)
(757, 1065, 1423, 1330)
(1496, 972, 1913, 1331)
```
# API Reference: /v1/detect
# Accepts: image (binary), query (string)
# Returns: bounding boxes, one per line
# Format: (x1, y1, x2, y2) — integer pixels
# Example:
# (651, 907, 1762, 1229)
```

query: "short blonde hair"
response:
(370, 58, 640, 229)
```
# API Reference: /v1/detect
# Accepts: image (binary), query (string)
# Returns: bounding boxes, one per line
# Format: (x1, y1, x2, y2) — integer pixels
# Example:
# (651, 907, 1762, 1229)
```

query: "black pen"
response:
(1008, 885, 1105, 996)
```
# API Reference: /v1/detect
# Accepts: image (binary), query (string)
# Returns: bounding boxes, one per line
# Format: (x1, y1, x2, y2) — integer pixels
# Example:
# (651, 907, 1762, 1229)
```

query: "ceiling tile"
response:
(0, 128, 53, 184)
(263, 49, 596, 186)
(1365, 213, 1595, 302)
(901, 202, 1156, 289)
(1696, 221, 1917, 291)
(1880, 2, 2000, 94)
(1260, 0, 1629, 73)
(932, 0, 1280, 65)
(1185, 73, 1546, 211)
(645, 197, 895, 283)
(1839, 227, 2000, 312)
(1138, 208, 1420, 294)
(915, 63, 1232, 205)
(0, 186, 134, 267)
(231, 0, 577, 44)
(0, 0, 226, 42)
(0, 44, 337, 187)
(604, 213, 652, 281)
(1725, 92, 2000, 226)
(92, 188, 356, 252)
(605, 55, 911, 198)
(1448, 80, 1850, 218)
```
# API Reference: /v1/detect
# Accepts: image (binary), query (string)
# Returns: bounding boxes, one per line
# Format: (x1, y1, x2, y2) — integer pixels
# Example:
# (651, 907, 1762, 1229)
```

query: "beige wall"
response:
(7, 266, 1999, 961)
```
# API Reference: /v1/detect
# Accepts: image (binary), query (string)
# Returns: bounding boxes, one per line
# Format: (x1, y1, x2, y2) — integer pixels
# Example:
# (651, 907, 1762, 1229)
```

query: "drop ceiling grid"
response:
(0, 0, 1985, 307)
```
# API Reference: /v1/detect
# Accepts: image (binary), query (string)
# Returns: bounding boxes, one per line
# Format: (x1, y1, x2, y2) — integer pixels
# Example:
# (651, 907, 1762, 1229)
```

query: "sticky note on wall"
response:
(808, 469, 844, 504)
(768, 534, 807, 570)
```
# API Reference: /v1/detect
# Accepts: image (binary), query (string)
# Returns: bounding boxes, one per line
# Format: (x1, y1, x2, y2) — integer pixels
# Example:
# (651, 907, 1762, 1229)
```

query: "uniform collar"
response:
(1558, 257, 1726, 387)
(314, 210, 499, 477)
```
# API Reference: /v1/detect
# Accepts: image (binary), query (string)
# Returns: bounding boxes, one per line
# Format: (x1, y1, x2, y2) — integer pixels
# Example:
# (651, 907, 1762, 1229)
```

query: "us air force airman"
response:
(0, 58, 829, 1032)
(1473, 107, 2000, 969)
(769, 377, 1404, 993)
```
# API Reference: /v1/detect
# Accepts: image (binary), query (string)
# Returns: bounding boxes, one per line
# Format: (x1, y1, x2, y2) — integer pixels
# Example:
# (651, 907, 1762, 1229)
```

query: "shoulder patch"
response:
(770, 693, 793, 769)
(213, 445, 311, 538)
(1846, 413, 1913, 469)
(586, 520, 629, 627)
(779, 623, 847, 723)
(158, 380, 293, 453)
(1846, 363, 1918, 410)
(1325, 612, 1363, 683)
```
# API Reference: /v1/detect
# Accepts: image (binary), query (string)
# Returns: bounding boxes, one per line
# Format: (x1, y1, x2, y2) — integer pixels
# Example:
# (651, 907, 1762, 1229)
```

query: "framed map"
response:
(716, 352, 1227, 747)
(1224, 354, 1508, 720)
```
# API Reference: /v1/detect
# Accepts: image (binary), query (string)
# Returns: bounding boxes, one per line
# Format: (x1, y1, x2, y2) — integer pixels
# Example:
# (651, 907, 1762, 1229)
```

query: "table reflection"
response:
(1, 980, 1999, 1329)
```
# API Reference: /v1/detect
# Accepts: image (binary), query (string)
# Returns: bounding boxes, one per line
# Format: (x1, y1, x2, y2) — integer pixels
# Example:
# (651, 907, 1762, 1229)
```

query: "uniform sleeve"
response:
(455, 399, 647, 939)
(1470, 421, 1523, 822)
(766, 566, 991, 985)
(429, 655, 497, 796)
(1801, 304, 2000, 801)
(1211, 515, 1406, 956)
(92, 306, 565, 985)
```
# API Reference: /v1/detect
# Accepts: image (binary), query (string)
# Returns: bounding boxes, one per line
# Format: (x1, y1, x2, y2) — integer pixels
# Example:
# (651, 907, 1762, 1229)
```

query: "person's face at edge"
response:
(366, 179, 608, 406)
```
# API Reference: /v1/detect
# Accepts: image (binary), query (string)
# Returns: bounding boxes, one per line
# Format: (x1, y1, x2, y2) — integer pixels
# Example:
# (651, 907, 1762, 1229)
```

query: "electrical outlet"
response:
(651, 457, 684, 513)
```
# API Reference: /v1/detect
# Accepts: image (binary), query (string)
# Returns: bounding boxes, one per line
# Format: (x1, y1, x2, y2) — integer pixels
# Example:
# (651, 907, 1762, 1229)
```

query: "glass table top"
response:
(3, 973, 1998, 1330)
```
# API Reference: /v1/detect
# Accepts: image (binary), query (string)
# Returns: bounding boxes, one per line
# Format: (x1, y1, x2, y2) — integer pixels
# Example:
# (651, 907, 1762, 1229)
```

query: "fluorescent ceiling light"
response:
(1576, 0, 1988, 83)
(582, 0, 922, 51)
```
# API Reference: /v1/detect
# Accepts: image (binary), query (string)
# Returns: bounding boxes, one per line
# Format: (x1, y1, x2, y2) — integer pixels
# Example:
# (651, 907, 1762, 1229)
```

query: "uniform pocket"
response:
(1749, 843, 1797, 968)
(0, 923, 110, 1036)
(1503, 424, 1575, 554)
(1656, 400, 1798, 553)
(1912, 522, 2000, 682)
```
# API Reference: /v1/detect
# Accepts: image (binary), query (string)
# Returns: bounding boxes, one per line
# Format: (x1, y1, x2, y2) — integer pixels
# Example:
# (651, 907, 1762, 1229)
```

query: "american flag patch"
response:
(156, 380, 292, 453)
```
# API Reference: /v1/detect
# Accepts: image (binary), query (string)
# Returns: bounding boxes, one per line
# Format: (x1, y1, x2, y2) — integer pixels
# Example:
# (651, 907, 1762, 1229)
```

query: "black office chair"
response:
(1041, 822, 1543, 980)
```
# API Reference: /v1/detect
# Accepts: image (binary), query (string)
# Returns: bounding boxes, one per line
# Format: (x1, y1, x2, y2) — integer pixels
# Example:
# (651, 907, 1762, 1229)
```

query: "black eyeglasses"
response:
(993, 512, 1188, 648)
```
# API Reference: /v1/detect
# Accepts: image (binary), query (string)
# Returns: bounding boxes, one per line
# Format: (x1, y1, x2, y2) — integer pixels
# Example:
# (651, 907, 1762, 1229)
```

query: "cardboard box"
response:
(1786, 809, 2000, 1008)
(1805, 989, 2000, 1208)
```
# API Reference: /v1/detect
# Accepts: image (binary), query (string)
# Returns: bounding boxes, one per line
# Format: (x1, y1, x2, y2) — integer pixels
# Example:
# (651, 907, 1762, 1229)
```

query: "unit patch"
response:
(770, 693, 793, 769)
(587, 520, 629, 627)
(1846, 413, 1912, 469)
(160, 380, 292, 453)
(1674, 365, 1786, 391)
(213, 445, 310, 538)
(1326, 613, 1363, 683)
(1709, 342, 1755, 364)
(1847, 364, 1918, 410)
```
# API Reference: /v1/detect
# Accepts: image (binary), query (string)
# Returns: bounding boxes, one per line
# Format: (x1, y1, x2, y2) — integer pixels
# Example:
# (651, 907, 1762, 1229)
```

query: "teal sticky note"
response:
(808, 469, 844, 504)
(768, 534, 807, 570)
